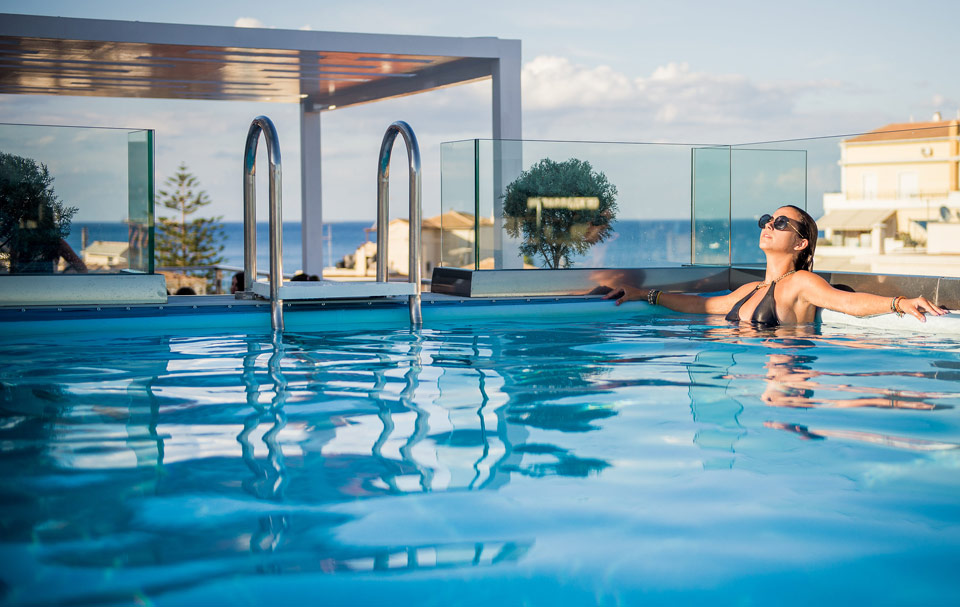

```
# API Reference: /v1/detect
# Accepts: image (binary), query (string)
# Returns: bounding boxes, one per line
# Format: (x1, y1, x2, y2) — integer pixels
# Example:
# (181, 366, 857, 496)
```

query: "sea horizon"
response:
(66, 218, 768, 275)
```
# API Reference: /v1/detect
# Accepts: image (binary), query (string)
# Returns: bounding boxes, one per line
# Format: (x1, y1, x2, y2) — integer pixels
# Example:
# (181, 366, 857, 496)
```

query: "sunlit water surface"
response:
(1, 315, 959, 606)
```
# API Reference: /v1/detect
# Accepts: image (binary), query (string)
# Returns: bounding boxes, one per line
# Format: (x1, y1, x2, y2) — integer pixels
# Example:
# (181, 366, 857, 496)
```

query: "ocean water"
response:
(0, 313, 958, 605)
(65, 219, 766, 275)
(66, 221, 372, 276)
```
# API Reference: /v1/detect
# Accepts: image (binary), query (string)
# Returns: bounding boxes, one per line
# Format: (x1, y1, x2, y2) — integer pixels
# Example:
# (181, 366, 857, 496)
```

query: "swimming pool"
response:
(1, 307, 959, 606)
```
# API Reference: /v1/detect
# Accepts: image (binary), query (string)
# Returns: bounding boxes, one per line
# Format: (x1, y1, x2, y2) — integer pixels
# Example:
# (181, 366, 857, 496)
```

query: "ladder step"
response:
(251, 280, 416, 301)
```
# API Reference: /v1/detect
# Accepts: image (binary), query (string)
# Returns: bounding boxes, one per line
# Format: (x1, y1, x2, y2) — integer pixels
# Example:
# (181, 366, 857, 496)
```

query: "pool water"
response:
(1, 313, 959, 605)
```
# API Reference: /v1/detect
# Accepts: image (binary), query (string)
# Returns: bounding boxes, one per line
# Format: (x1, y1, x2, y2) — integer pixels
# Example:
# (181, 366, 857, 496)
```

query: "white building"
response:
(820, 114, 960, 253)
(81, 240, 129, 269)
(817, 114, 960, 276)
(324, 210, 495, 279)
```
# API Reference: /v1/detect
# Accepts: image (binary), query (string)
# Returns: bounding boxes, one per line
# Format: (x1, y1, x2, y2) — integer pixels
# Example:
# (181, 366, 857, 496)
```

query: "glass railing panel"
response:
(440, 118, 960, 279)
(127, 130, 154, 273)
(445, 139, 700, 269)
(477, 139, 522, 269)
(438, 139, 480, 270)
(729, 148, 807, 266)
(691, 146, 731, 265)
(731, 119, 960, 278)
(0, 123, 154, 275)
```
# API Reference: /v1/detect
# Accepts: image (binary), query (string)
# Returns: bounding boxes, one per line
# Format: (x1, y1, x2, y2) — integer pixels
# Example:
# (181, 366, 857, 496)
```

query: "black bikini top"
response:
(725, 280, 782, 327)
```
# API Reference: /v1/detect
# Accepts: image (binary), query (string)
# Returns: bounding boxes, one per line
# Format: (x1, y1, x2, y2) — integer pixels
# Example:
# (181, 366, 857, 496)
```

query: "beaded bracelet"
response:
(647, 289, 662, 305)
(891, 296, 905, 317)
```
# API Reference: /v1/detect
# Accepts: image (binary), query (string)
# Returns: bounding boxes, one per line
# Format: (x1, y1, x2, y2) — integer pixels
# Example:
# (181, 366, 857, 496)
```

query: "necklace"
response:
(757, 269, 796, 289)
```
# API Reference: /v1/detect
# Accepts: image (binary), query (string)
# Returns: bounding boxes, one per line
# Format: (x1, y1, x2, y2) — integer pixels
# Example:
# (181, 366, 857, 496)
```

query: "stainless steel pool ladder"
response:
(242, 117, 423, 331)
(377, 120, 423, 326)
(242, 115, 285, 330)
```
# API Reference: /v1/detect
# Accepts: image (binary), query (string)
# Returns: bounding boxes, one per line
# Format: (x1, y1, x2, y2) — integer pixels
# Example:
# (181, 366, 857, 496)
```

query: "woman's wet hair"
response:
(782, 204, 818, 272)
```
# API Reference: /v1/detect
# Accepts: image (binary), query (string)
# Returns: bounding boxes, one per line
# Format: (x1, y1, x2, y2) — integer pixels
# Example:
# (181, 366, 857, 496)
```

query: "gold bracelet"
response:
(655, 291, 662, 305)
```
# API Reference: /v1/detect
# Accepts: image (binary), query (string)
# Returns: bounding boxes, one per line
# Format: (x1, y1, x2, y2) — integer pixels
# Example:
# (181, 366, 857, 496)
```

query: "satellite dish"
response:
(940, 206, 951, 221)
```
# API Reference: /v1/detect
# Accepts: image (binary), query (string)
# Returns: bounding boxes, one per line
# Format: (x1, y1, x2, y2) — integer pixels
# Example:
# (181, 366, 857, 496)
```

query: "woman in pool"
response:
(604, 204, 946, 325)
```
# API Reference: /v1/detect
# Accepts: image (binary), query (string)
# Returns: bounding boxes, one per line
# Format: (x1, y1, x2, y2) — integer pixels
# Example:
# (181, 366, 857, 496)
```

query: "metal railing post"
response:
(243, 116, 285, 331)
(377, 121, 422, 326)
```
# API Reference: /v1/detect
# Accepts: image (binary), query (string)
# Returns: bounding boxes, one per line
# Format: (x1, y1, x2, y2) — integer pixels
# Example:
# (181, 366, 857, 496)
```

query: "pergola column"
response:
(492, 43, 523, 269)
(300, 101, 324, 275)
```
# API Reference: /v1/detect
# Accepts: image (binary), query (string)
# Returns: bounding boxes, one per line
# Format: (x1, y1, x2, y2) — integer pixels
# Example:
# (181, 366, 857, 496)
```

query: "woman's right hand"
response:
(898, 296, 947, 322)
(602, 285, 648, 306)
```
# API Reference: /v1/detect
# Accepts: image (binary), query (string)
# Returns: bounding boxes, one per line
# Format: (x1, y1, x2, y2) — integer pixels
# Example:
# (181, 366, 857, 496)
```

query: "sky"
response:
(1, 0, 958, 222)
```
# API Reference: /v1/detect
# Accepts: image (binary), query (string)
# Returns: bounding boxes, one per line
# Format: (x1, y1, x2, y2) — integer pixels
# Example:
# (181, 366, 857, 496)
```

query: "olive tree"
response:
(502, 158, 618, 269)
(0, 151, 77, 273)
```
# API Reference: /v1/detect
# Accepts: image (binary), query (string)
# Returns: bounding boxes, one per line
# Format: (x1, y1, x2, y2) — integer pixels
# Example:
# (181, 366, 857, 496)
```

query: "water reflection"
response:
(688, 350, 746, 469)
(0, 330, 554, 604)
(238, 334, 289, 553)
(763, 421, 960, 450)
(269, 327, 620, 499)
(0, 320, 958, 605)
(507, 443, 610, 478)
(760, 353, 943, 410)
(684, 325, 960, 463)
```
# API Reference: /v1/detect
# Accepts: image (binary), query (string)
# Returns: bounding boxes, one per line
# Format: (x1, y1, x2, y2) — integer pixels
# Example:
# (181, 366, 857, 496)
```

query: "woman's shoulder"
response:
(791, 269, 829, 287)
(786, 270, 836, 308)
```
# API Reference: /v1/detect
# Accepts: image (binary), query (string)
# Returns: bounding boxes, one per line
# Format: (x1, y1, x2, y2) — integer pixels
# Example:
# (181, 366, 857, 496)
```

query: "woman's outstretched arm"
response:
(796, 271, 946, 322)
(603, 282, 758, 315)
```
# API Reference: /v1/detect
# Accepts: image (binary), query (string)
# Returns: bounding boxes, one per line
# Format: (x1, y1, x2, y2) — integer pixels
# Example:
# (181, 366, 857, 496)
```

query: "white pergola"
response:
(0, 13, 522, 273)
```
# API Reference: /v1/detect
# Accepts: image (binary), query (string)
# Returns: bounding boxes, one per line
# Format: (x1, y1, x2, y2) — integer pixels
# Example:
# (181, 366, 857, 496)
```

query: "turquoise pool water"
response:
(1, 313, 959, 605)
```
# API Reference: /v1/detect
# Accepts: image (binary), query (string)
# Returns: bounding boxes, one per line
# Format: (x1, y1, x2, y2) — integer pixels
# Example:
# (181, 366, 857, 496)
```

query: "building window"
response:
(862, 173, 878, 199)
(898, 172, 919, 199)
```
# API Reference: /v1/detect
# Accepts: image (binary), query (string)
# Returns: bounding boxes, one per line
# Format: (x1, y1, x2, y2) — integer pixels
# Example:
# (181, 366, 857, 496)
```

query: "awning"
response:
(817, 209, 895, 231)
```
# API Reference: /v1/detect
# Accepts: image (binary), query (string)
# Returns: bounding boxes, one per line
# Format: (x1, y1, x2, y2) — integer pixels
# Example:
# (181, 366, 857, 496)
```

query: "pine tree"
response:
(154, 163, 225, 288)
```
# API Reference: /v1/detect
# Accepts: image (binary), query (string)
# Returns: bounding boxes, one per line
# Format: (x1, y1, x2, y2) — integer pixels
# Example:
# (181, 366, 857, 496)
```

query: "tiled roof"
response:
(394, 210, 494, 229)
(846, 120, 960, 143)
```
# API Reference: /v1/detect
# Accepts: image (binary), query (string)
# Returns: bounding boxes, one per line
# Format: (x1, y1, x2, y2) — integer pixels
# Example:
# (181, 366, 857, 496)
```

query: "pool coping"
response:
(3, 290, 959, 339)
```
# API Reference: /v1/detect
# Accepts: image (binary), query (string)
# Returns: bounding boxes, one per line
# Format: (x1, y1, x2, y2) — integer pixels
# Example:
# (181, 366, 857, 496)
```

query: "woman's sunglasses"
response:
(758, 214, 806, 238)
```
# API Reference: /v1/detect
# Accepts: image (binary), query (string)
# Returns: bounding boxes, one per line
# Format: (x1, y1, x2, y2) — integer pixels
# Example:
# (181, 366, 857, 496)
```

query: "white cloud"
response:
(522, 56, 634, 110)
(523, 56, 831, 123)
(520, 55, 851, 142)
(234, 17, 266, 28)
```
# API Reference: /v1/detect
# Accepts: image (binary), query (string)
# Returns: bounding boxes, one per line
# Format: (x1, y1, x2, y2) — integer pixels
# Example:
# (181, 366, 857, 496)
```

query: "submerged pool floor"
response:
(1, 313, 959, 605)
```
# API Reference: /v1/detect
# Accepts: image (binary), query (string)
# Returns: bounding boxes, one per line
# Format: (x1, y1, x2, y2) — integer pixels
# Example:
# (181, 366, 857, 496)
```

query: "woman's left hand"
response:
(899, 296, 947, 322)
(602, 285, 647, 306)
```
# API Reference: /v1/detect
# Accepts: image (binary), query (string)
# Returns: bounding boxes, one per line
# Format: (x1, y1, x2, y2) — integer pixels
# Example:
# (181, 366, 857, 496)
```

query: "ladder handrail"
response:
(240, 118, 420, 330)
(377, 121, 423, 326)
(242, 115, 284, 331)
